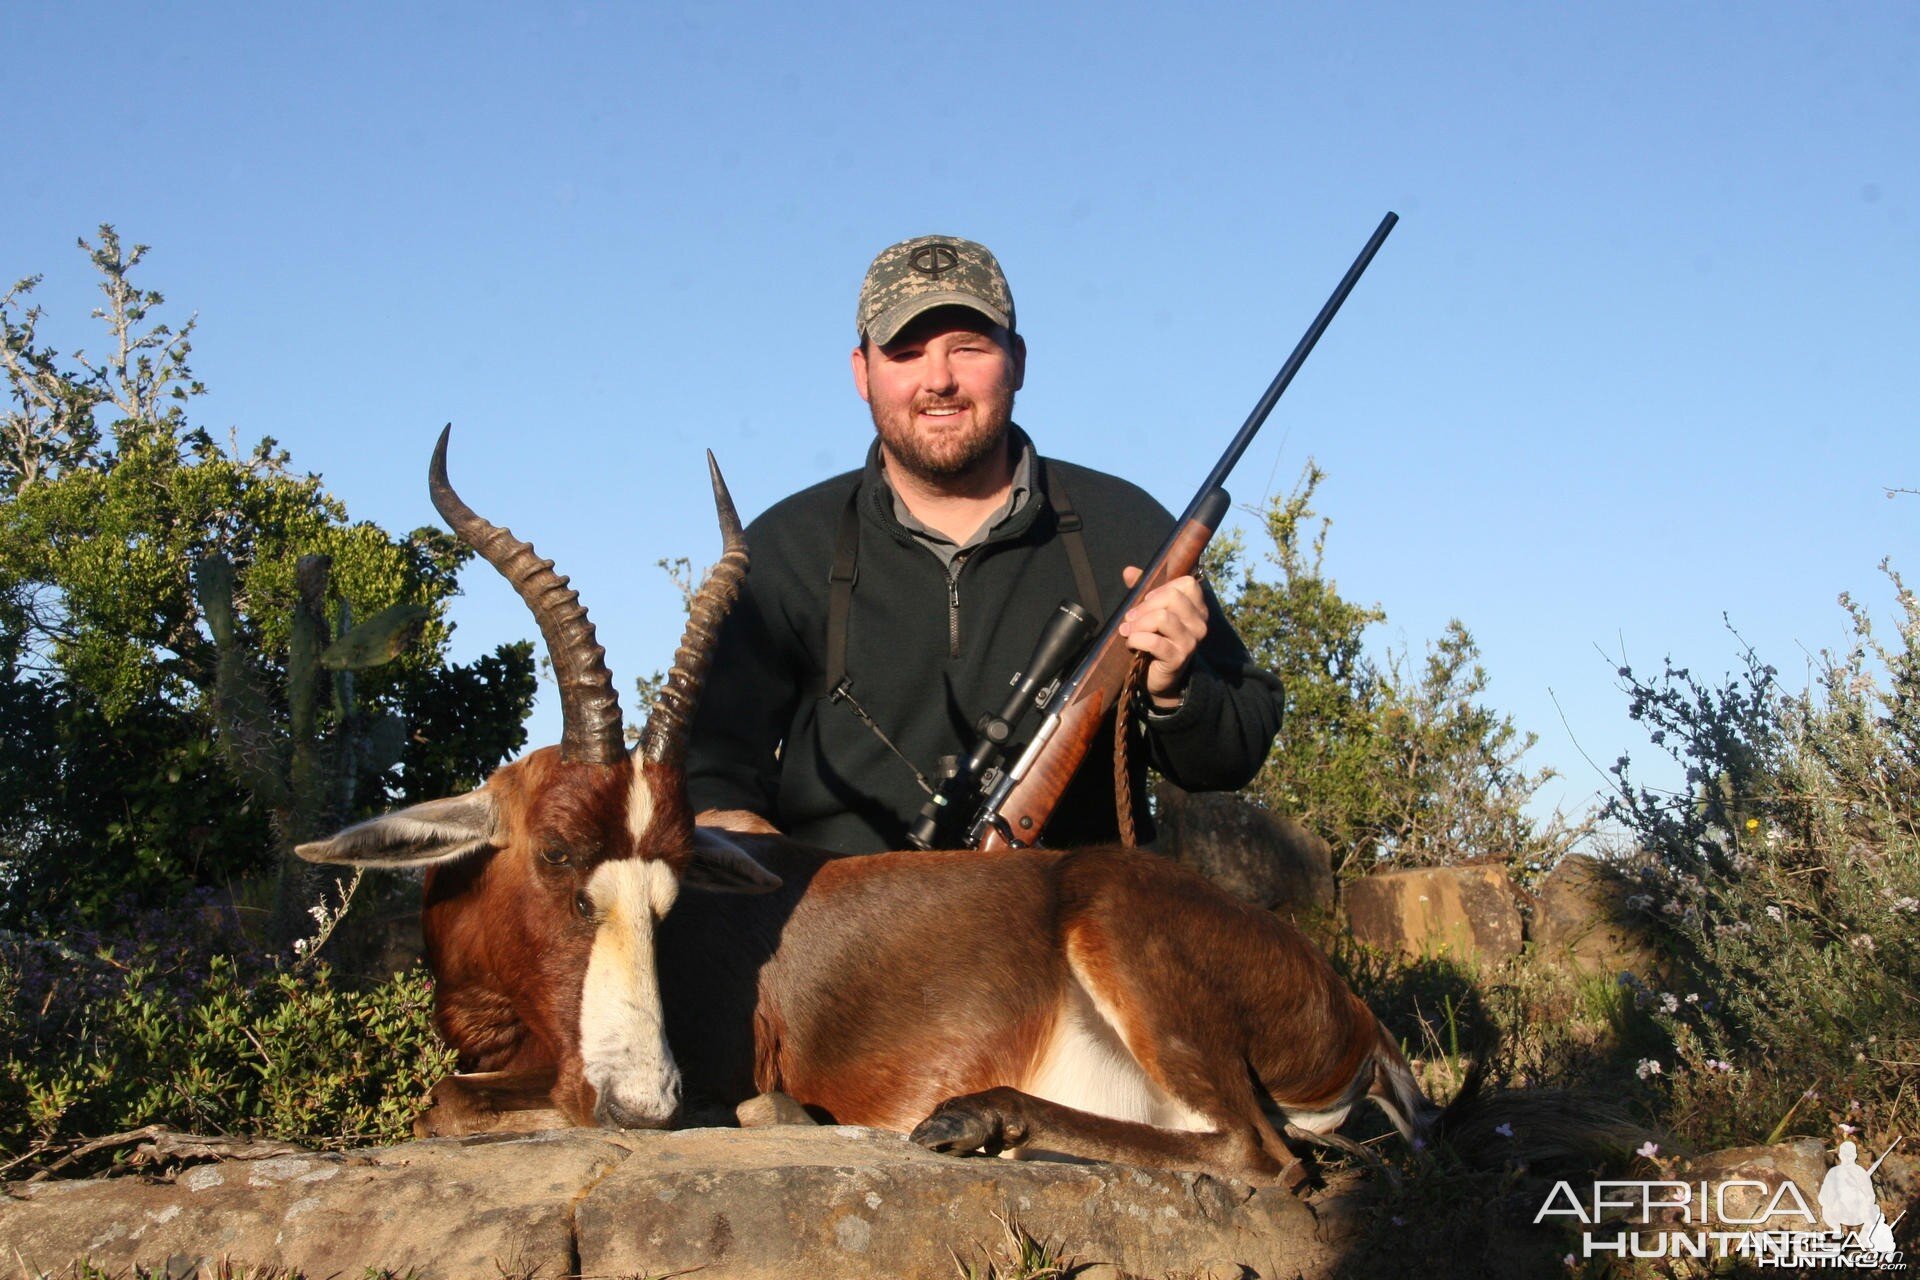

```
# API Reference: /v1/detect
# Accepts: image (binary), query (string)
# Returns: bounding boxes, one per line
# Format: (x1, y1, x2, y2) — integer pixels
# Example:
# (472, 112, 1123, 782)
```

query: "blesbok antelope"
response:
(297, 428, 1449, 1188)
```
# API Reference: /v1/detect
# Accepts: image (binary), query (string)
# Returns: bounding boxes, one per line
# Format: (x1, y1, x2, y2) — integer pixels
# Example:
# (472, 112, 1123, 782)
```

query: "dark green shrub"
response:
(1217, 461, 1580, 878)
(1, 892, 452, 1168)
(1606, 562, 1919, 1149)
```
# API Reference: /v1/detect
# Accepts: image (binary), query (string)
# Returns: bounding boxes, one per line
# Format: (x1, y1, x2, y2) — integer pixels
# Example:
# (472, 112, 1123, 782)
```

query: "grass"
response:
(950, 1210, 1077, 1280)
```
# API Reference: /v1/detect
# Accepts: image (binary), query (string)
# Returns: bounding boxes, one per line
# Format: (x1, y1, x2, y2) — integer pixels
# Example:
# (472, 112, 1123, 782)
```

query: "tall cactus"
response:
(194, 552, 428, 948)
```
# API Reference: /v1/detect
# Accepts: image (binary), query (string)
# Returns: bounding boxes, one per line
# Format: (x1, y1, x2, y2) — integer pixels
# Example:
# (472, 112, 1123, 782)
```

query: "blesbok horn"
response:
(429, 424, 624, 766)
(640, 452, 749, 765)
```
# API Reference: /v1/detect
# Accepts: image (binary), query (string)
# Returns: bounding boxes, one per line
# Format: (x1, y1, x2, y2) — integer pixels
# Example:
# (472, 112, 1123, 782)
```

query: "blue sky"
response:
(8, 2, 1915, 830)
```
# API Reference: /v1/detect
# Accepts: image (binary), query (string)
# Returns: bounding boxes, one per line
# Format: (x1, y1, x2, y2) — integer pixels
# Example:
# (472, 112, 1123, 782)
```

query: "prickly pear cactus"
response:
(194, 552, 430, 948)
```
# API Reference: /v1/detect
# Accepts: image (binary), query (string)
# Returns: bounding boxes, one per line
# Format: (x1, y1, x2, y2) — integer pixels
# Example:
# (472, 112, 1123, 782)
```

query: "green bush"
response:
(1, 897, 453, 1168)
(1217, 462, 1580, 879)
(1606, 561, 1920, 1149)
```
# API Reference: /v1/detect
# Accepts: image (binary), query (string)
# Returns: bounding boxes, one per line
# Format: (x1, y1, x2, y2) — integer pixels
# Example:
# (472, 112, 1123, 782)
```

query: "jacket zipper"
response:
(946, 550, 971, 658)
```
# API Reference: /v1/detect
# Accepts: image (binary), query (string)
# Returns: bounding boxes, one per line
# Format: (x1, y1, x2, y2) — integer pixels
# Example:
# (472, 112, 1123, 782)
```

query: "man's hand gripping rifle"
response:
(906, 212, 1401, 852)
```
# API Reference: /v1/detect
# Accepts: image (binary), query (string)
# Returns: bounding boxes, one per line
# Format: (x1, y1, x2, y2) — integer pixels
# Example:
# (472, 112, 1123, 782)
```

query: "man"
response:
(685, 235, 1284, 854)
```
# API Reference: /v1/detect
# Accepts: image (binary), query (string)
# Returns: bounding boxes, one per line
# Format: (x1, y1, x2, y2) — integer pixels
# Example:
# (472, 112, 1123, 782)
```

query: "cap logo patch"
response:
(909, 243, 959, 279)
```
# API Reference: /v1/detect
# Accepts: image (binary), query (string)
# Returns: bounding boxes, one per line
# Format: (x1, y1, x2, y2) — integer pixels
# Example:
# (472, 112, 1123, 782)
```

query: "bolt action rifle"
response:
(906, 213, 1399, 852)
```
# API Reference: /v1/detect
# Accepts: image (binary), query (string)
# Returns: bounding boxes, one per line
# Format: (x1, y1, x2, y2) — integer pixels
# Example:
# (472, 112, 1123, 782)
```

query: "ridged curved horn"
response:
(429, 425, 625, 766)
(640, 452, 749, 765)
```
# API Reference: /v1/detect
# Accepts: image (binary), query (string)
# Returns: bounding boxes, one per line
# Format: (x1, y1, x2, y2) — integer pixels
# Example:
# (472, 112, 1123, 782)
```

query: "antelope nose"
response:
(596, 1074, 682, 1130)
(602, 1099, 680, 1131)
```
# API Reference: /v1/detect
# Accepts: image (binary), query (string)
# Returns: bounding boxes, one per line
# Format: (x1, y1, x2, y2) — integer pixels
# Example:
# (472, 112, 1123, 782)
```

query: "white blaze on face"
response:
(578, 853, 682, 1128)
(625, 755, 655, 844)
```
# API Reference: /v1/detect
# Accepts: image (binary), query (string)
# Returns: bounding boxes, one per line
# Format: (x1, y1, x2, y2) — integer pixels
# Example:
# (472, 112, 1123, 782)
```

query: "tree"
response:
(0, 278, 103, 491)
(0, 227, 536, 928)
(1217, 462, 1577, 877)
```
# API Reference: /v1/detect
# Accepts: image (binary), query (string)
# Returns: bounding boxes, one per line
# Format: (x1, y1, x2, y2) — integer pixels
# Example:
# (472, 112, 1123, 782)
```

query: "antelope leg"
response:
(911, 1086, 1309, 1191)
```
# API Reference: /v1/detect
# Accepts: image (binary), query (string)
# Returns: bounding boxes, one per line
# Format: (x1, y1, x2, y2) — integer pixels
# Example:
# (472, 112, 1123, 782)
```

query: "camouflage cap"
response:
(856, 235, 1015, 345)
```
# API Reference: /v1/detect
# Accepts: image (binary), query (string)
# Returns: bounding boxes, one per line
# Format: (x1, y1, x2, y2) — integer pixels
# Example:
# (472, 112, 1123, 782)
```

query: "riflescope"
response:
(906, 599, 1097, 849)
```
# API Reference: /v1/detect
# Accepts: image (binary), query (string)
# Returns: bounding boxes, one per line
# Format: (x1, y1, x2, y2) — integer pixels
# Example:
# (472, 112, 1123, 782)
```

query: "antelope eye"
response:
(541, 846, 570, 866)
(574, 891, 594, 920)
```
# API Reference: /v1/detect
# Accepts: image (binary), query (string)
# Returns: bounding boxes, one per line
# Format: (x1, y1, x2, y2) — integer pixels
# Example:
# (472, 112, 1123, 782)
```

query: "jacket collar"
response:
(860, 424, 1048, 548)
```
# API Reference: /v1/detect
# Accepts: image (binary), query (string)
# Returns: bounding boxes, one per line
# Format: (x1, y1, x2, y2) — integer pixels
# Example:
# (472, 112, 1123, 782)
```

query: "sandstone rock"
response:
(1153, 783, 1335, 914)
(1871, 1149, 1916, 1211)
(734, 1090, 817, 1127)
(1673, 1138, 1908, 1238)
(3, 1126, 1338, 1280)
(1, 1129, 622, 1279)
(1529, 854, 1663, 978)
(1657, 1139, 1831, 1233)
(578, 1126, 1327, 1279)
(1343, 865, 1522, 965)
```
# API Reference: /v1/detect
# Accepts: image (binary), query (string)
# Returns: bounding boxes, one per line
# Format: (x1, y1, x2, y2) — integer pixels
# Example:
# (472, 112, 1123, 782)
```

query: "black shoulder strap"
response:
(825, 485, 860, 694)
(1044, 463, 1103, 620)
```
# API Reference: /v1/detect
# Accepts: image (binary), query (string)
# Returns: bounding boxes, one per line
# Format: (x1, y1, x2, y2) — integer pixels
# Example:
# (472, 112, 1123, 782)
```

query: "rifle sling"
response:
(1043, 465, 1104, 622)
(825, 489, 860, 695)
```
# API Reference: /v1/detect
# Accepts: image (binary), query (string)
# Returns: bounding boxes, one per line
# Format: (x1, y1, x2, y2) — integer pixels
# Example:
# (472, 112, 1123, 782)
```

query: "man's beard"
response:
(871, 396, 1014, 486)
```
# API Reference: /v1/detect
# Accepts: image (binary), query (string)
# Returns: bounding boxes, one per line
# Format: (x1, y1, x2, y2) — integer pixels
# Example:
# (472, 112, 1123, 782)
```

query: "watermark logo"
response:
(1536, 1135, 1906, 1268)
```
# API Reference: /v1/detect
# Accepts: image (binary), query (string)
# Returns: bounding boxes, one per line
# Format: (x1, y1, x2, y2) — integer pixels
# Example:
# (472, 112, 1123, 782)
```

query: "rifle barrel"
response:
(1092, 213, 1400, 642)
(1184, 211, 1398, 523)
(966, 213, 1401, 850)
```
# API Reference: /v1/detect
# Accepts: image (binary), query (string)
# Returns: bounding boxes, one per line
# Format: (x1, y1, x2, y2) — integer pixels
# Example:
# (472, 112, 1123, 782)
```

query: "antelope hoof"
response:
(911, 1099, 1008, 1157)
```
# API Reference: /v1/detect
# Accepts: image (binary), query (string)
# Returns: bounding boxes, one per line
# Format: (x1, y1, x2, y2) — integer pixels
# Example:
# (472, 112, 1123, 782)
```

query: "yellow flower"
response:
(1745, 818, 1760, 832)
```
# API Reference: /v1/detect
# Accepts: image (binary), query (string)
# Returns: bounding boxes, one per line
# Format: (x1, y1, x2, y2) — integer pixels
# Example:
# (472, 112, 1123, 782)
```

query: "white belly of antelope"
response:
(1019, 976, 1210, 1135)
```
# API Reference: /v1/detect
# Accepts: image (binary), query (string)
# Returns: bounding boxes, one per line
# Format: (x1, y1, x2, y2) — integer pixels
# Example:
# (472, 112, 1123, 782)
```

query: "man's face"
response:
(851, 308, 1025, 485)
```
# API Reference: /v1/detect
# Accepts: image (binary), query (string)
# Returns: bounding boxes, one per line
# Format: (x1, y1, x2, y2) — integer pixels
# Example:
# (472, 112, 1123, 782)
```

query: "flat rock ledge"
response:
(2, 1125, 1352, 1280)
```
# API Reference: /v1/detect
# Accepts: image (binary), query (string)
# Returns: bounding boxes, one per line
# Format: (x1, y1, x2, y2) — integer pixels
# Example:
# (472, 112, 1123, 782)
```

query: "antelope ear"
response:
(297, 790, 500, 867)
(686, 826, 784, 894)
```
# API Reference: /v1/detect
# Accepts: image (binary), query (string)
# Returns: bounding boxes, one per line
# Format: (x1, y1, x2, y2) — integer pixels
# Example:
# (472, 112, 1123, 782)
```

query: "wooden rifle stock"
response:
(965, 212, 1400, 851)
(971, 492, 1228, 850)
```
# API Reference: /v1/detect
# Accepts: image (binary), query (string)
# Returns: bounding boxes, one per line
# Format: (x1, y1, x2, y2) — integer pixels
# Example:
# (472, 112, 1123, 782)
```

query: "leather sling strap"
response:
(1114, 653, 1149, 847)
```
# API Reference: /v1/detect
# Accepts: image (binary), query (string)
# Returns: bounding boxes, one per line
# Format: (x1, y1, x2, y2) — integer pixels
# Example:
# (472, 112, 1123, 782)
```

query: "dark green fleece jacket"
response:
(685, 428, 1284, 854)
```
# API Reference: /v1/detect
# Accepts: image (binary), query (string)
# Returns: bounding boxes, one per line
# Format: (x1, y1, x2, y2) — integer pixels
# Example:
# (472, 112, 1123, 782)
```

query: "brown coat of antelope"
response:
(297, 428, 1447, 1190)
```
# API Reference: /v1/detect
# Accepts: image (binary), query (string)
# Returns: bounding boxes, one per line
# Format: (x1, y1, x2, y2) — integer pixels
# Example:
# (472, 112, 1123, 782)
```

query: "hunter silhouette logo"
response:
(1536, 1134, 1906, 1267)
(1823, 1139, 1903, 1256)
(910, 243, 959, 279)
